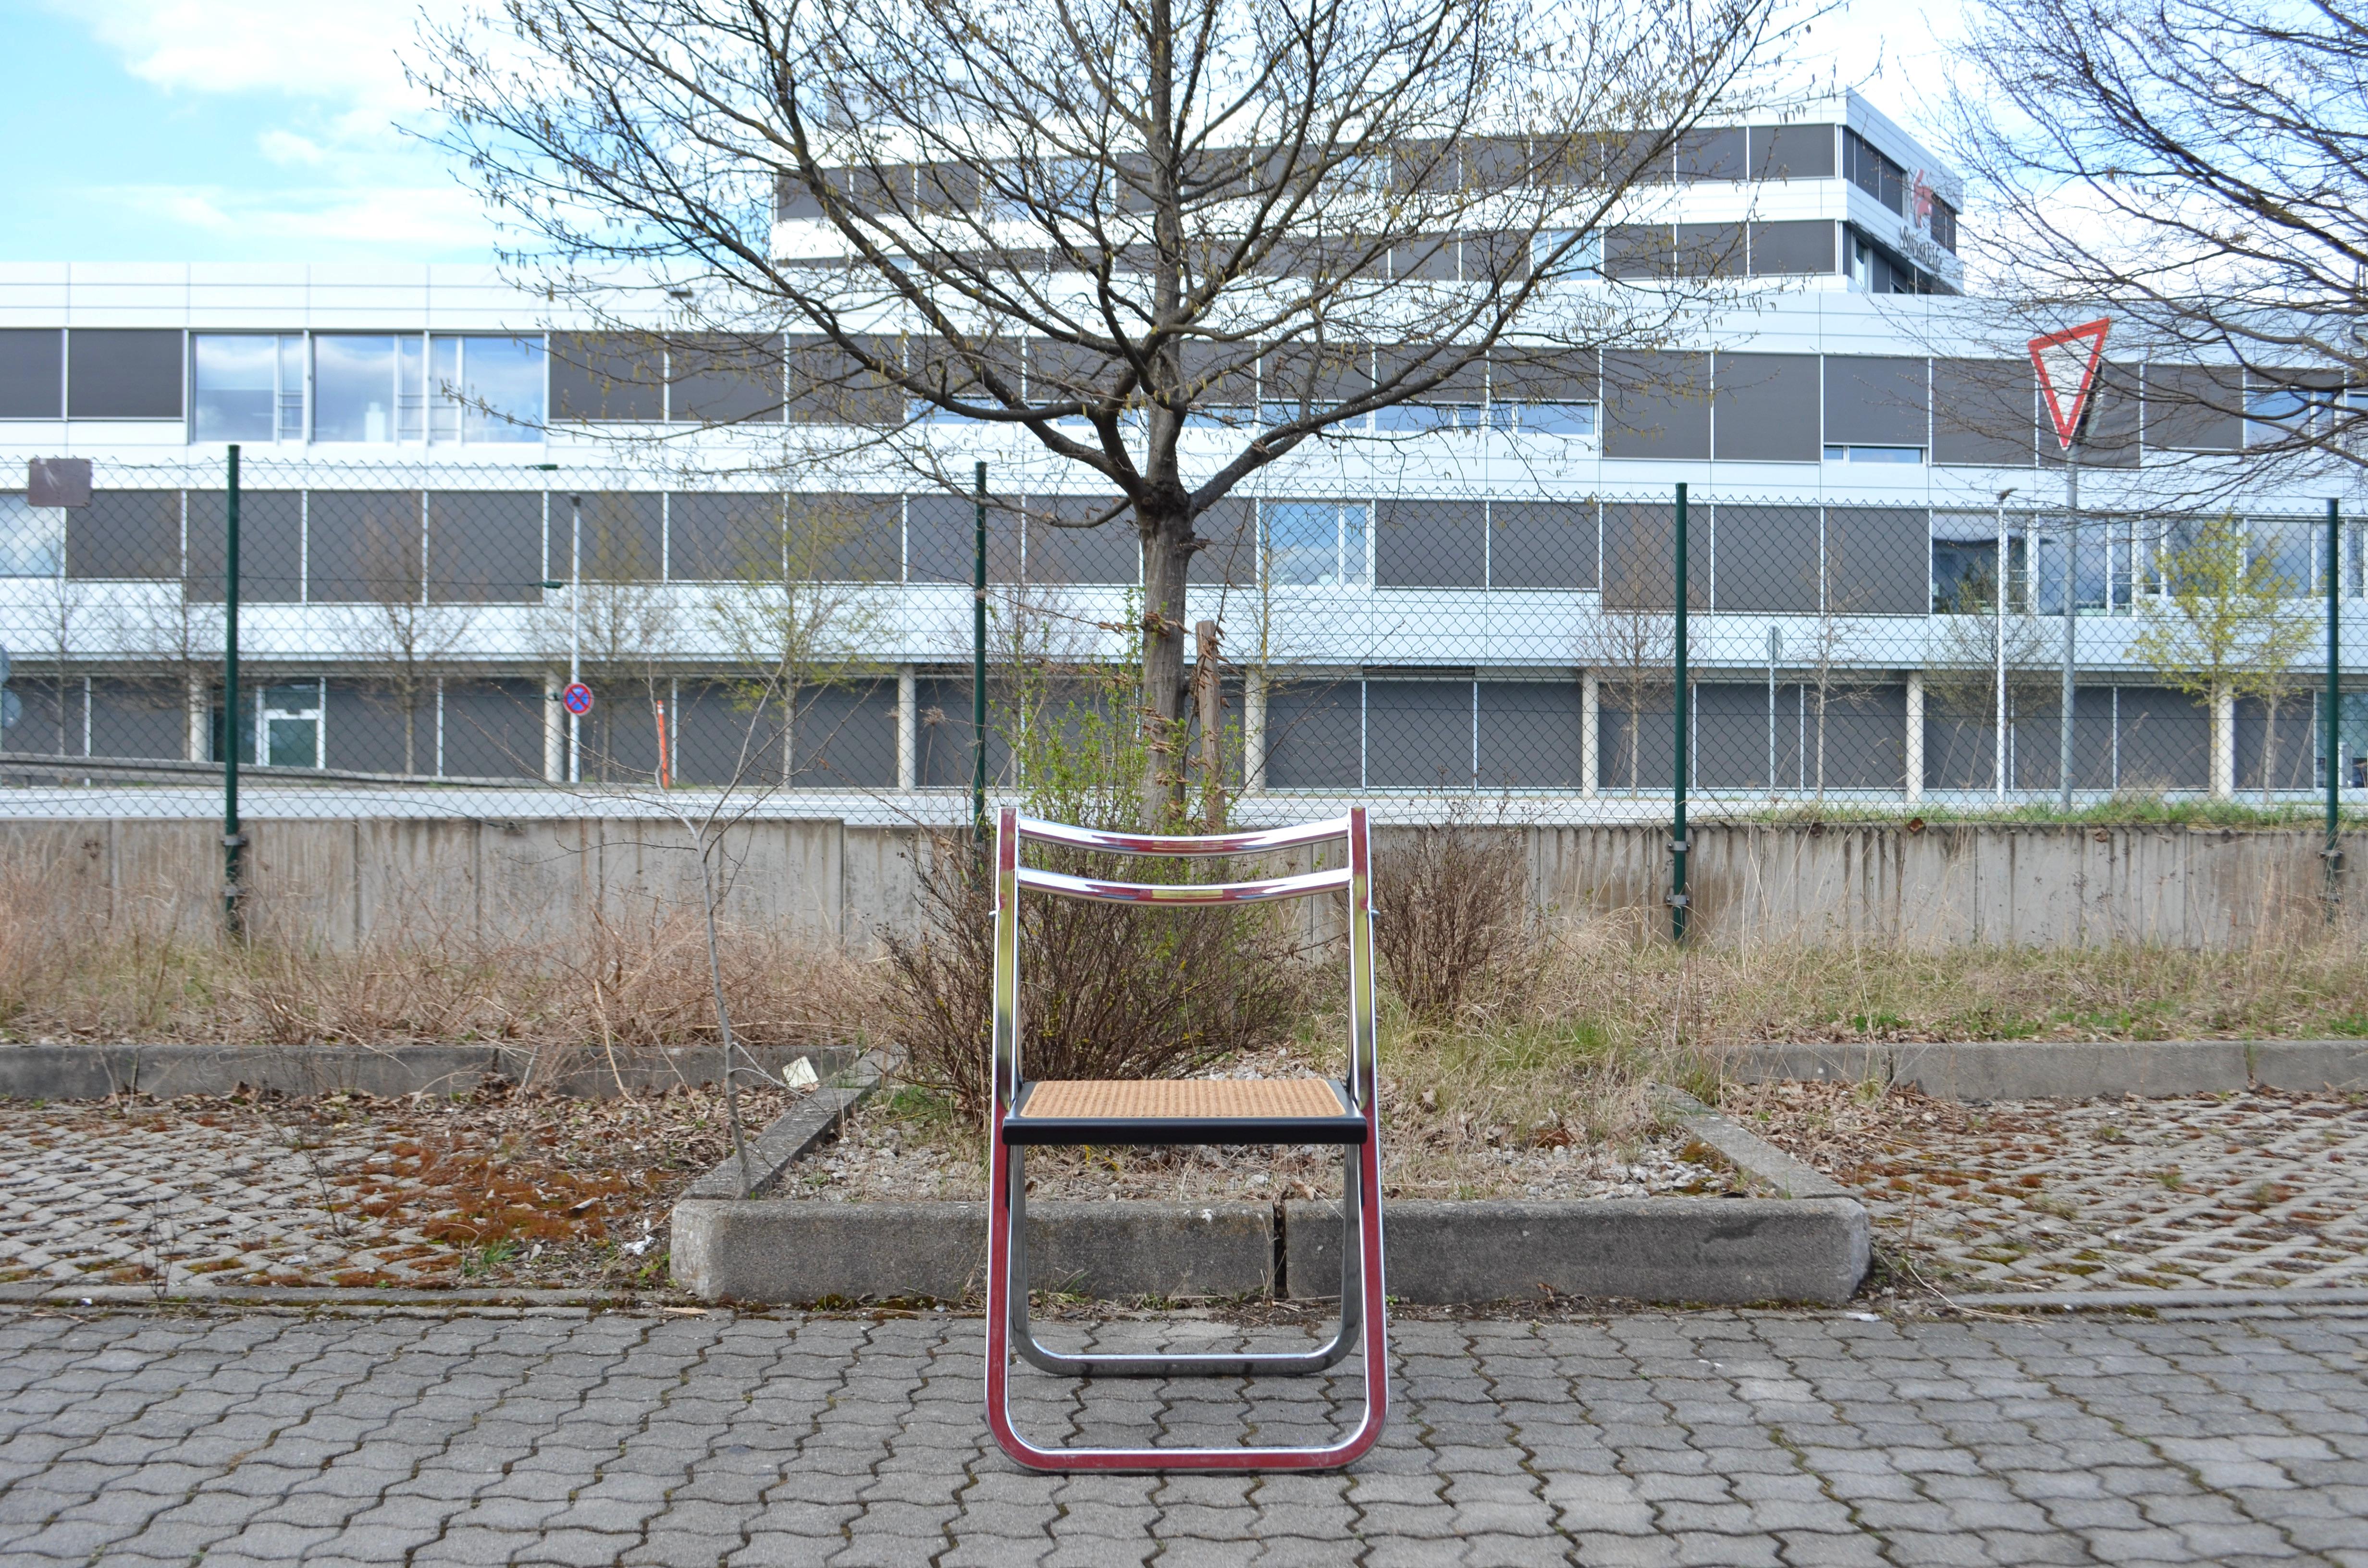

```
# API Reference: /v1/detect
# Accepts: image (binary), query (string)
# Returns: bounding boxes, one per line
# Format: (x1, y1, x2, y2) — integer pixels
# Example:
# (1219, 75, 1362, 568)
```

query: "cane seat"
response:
(1005, 1077, 1367, 1145)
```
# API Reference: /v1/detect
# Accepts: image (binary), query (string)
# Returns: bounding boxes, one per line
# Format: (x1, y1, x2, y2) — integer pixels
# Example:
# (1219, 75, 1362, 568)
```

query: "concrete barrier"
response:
(1720, 1039, 2368, 1100)
(0, 1041, 859, 1102)
(1286, 1198, 1870, 1307)
(669, 1200, 1276, 1304)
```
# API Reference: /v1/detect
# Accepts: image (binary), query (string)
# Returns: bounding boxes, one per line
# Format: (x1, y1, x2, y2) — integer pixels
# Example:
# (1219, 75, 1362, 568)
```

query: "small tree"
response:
(540, 498, 678, 781)
(1923, 563, 2058, 790)
(352, 509, 476, 777)
(2128, 512, 2317, 798)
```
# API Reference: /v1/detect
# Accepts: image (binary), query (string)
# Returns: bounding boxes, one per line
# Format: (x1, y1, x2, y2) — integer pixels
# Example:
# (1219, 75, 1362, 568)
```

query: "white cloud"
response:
(51, 0, 464, 106)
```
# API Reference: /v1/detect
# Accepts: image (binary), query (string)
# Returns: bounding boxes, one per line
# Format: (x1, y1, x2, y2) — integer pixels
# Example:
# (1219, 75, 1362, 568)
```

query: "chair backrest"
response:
(989, 805, 1378, 1114)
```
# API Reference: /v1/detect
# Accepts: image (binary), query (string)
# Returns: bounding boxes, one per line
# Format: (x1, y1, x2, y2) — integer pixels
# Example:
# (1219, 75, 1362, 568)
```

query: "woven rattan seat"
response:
(1019, 1078, 1346, 1121)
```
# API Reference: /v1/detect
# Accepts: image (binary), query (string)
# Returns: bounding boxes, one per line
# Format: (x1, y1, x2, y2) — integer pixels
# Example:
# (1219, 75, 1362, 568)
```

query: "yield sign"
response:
(2029, 318, 2111, 450)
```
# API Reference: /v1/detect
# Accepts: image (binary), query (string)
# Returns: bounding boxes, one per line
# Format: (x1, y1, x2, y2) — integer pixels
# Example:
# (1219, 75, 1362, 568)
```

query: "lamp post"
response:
(1996, 487, 2015, 801)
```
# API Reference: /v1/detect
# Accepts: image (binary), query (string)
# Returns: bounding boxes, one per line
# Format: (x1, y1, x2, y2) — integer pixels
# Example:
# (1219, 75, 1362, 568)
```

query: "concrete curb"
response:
(668, 1083, 1871, 1307)
(0, 1041, 861, 1102)
(681, 1051, 892, 1201)
(1722, 1039, 2368, 1101)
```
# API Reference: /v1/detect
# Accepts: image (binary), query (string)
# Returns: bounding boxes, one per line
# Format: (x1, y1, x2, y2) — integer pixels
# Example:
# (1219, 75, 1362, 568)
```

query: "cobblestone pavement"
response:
(2, 1303, 2366, 1566)
(1729, 1084, 2368, 1295)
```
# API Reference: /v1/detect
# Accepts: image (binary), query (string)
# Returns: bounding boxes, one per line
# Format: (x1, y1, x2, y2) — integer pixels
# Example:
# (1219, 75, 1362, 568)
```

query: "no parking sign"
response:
(562, 682, 594, 716)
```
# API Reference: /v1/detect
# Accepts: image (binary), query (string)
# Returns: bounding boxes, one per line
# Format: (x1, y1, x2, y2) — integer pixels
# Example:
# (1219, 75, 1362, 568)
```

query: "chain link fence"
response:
(1, 454, 2362, 828)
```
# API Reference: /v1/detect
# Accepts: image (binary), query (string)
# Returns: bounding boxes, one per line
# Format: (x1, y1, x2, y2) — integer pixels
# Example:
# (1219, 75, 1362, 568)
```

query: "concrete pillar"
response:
(543, 677, 563, 783)
(1581, 670, 1600, 799)
(896, 664, 917, 792)
(1904, 672, 1924, 804)
(2213, 686, 2236, 798)
(1243, 668, 1267, 796)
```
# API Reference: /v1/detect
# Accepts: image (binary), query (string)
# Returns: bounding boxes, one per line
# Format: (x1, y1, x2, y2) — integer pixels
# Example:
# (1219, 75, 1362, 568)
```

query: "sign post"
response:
(2030, 318, 2110, 814)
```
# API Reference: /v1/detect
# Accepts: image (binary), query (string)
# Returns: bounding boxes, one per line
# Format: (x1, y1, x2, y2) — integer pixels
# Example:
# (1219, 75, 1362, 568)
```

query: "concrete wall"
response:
(8, 815, 2360, 950)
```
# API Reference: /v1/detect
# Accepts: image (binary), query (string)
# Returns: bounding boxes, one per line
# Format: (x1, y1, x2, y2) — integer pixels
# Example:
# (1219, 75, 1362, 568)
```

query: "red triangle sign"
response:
(2029, 318, 2110, 450)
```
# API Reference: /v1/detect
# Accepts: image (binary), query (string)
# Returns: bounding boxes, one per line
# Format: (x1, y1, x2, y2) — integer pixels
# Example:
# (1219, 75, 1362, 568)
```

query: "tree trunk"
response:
(2261, 695, 2279, 806)
(2212, 682, 2235, 799)
(1136, 495, 1194, 827)
(402, 698, 417, 778)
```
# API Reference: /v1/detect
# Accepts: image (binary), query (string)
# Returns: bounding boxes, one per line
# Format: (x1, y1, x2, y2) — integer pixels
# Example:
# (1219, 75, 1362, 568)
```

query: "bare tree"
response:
(1944, 0, 2368, 480)
(540, 495, 679, 781)
(1577, 608, 1675, 798)
(351, 509, 478, 777)
(417, 0, 1810, 821)
(1924, 561, 2058, 788)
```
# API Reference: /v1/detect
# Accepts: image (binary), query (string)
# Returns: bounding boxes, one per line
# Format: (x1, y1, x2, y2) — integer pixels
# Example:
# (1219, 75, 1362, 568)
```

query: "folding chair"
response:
(983, 805, 1389, 1474)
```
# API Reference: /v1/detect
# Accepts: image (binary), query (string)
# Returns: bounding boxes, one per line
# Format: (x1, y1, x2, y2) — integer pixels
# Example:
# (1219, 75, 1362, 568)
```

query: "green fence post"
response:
(2330, 497, 2343, 920)
(222, 444, 245, 940)
(1671, 482, 1690, 943)
(973, 461, 989, 838)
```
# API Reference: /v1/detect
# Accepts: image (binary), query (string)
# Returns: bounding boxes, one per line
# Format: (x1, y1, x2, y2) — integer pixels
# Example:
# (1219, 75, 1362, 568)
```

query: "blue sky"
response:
(0, 0, 1950, 267)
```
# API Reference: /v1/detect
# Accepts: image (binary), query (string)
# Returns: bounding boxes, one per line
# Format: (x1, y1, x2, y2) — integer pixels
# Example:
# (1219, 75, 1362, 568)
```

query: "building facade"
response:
(0, 91, 2360, 812)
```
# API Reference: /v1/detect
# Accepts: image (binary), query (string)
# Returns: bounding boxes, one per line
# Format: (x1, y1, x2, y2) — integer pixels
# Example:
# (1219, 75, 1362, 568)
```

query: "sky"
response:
(0, 0, 1962, 266)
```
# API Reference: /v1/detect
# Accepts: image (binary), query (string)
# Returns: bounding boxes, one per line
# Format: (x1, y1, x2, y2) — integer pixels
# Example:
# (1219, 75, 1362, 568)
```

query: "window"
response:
(0, 330, 62, 419)
(260, 682, 323, 768)
(1532, 229, 1602, 279)
(1263, 501, 1368, 586)
(1507, 402, 1595, 436)
(192, 334, 306, 443)
(314, 335, 411, 443)
(67, 330, 185, 420)
(1823, 444, 1924, 463)
(427, 336, 546, 443)
(0, 495, 63, 577)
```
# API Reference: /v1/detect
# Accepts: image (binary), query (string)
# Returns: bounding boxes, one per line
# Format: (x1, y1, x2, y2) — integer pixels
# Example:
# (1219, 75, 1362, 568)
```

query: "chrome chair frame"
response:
(983, 804, 1389, 1473)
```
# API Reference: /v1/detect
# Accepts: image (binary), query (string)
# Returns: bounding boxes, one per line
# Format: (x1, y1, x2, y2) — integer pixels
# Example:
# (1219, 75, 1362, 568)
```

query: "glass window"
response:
(0, 494, 63, 576)
(260, 681, 322, 768)
(458, 335, 546, 442)
(1512, 402, 1596, 436)
(2251, 518, 2319, 595)
(1532, 229, 1602, 278)
(314, 335, 400, 442)
(191, 335, 279, 442)
(1823, 443, 1924, 463)
(399, 336, 426, 442)
(428, 337, 459, 442)
(1264, 501, 1368, 586)
(278, 336, 305, 441)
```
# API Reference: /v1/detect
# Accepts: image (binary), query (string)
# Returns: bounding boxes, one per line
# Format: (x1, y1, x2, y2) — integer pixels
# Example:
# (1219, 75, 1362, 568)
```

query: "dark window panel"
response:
(1694, 681, 1791, 790)
(789, 491, 902, 582)
(1932, 359, 2035, 466)
(668, 492, 781, 581)
(776, 171, 823, 220)
(1824, 506, 1931, 615)
(1712, 352, 1820, 460)
(430, 491, 543, 604)
(1750, 124, 1836, 179)
(1028, 339, 1127, 408)
(306, 491, 425, 603)
(791, 681, 899, 787)
(1674, 127, 1745, 181)
(1922, 709, 1997, 791)
(2042, 360, 2140, 469)
(1799, 683, 1909, 789)
(1374, 499, 1485, 588)
(1372, 347, 1486, 406)
(2143, 364, 2245, 453)
(87, 679, 185, 761)
(1489, 500, 1597, 589)
(908, 333, 1024, 413)
(1598, 686, 1676, 796)
(1264, 680, 1362, 789)
(1365, 680, 1472, 788)
(2115, 687, 2210, 791)
(67, 330, 183, 420)
(1711, 503, 1821, 613)
(549, 332, 665, 422)
(915, 675, 1012, 787)
(1025, 495, 1138, 585)
(1673, 223, 1746, 277)
(1261, 342, 1373, 408)
(786, 335, 903, 426)
(1179, 341, 1257, 410)
(1479, 681, 1585, 787)
(676, 679, 783, 788)
(1459, 232, 1531, 286)
(1823, 356, 1928, 447)
(1748, 220, 1838, 276)
(669, 333, 785, 424)
(916, 162, 981, 212)
(0, 330, 62, 419)
(65, 490, 179, 580)
(551, 492, 664, 583)
(1603, 351, 1710, 459)
(2236, 695, 2319, 793)
(1388, 233, 1459, 281)
(1187, 497, 1256, 587)
(1490, 347, 1598, 404)
(907, 492, 1020, 584)
(2004, 688, 2112, 792)
(324, 680, 410, 774)
(443, 678, 547, 779)
(1586, 130, 1672, 186)
(1, 678, 85, 757)
(1603, 225, 1672, 279)
(1601, 499, 1707, 609)
(187, 490, 302, 602)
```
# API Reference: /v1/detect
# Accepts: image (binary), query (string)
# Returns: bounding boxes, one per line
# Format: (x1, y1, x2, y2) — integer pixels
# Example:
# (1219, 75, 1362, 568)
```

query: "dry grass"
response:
(0, 866, 886, 1057)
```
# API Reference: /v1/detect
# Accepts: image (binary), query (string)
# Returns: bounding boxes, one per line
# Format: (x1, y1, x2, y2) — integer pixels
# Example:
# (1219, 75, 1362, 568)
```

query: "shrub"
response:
(1372, 819, 1536, 1024)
